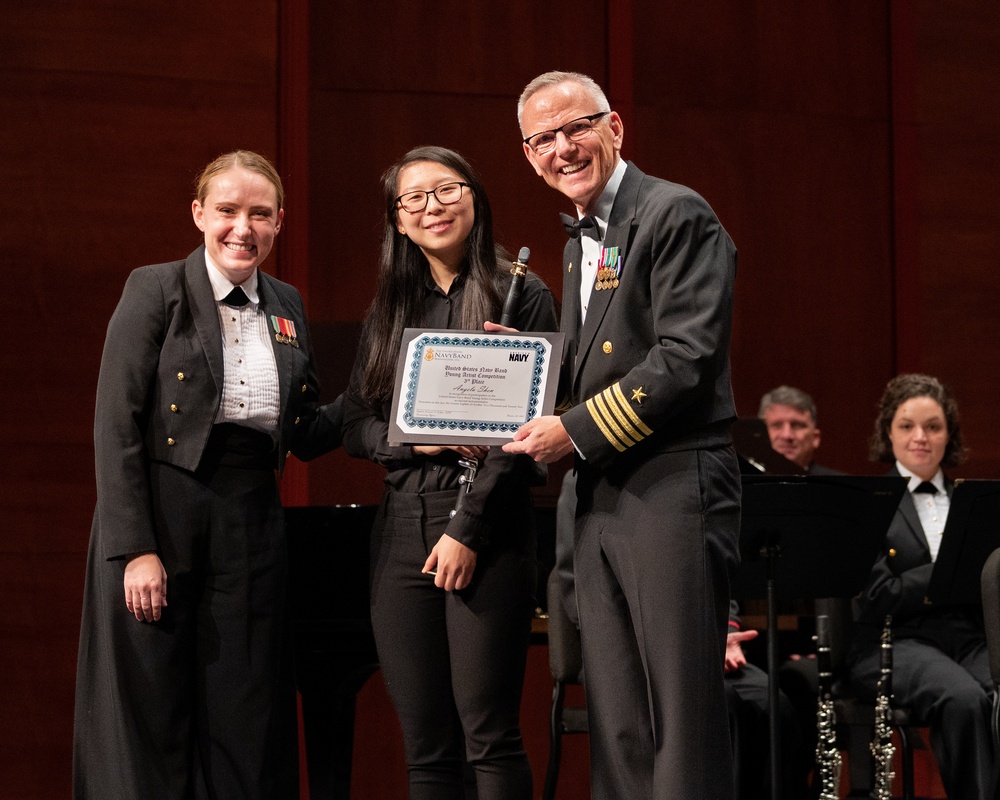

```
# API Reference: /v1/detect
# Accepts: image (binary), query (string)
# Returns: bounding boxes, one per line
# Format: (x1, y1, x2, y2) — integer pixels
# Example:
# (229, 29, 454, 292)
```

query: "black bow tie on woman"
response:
(223, 286, 251, 307)
(913, 481, 938, 494)
(560, 212, 601, 241)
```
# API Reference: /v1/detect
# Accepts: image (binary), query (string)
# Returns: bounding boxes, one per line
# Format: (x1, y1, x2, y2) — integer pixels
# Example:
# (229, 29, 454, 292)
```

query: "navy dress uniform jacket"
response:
(848, 466, 993, 799)
(559, 161, 742, 800)
(559, 161, 737, 467)
(92, 245, 342, 561)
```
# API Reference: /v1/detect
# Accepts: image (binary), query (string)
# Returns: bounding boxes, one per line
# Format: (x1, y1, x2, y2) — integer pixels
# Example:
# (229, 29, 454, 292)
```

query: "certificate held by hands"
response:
(388, 328, 565, 446)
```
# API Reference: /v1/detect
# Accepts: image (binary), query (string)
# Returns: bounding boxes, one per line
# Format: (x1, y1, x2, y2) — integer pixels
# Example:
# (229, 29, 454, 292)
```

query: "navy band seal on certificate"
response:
(388, 328, 565, 446)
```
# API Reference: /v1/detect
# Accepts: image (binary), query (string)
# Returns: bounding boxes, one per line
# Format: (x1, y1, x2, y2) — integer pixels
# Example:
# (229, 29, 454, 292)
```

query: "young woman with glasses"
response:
(342, 146, 557, 800)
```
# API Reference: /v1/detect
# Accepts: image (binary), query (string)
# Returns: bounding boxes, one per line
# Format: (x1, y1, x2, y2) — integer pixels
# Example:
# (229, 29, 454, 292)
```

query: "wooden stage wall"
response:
(2, 2, 998, 797)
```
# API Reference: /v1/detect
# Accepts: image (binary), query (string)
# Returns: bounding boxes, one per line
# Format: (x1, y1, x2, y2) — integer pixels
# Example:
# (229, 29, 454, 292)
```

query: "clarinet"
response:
(500, 246, 530, 327)
(449, 247, 531, 520)
(815, 614, 842, 800)
(869, 616, 896, 800)
(449, 457, 478, 520)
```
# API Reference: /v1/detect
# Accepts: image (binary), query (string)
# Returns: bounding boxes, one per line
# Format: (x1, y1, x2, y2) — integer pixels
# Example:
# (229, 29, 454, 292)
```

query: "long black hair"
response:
(359, 146, 506, 403)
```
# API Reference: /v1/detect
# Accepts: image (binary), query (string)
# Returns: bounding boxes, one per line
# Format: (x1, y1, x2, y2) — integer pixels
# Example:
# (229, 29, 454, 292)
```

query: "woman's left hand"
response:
(483, 321, 519, 334)
(412, 444, 488, 461)
(423, 533, 477, 592)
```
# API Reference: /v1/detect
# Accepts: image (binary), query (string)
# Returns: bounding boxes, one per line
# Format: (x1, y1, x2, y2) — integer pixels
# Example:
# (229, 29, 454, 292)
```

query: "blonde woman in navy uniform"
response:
(73, 151, 343, 800)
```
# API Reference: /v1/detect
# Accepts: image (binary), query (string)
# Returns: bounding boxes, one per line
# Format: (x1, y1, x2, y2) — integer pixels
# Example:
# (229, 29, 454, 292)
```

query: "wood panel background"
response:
(2, 1, 997, 797)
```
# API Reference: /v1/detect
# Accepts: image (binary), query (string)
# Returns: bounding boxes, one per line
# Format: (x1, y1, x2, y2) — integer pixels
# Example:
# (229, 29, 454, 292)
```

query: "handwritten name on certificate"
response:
(388, 329, 564, 446)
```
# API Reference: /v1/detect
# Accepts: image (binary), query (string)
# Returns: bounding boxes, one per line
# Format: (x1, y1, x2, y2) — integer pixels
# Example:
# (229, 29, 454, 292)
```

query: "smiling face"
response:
(394, 160, 475, 272)
(192, 166, 283, 285)
(520, 80, 623, 214)
(889, 395, 948, 480)
(763, 404, 821, 469)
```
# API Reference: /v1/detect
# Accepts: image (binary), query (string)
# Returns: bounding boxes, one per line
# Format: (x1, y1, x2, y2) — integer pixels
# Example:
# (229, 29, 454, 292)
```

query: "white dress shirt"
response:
(895, 461, 949, 561)
(205, 256, 280, 434)
(578, 157, 628, 323)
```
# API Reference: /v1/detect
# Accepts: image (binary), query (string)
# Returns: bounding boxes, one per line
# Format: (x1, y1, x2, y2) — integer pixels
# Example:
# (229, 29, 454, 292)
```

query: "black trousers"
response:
(849, 611, 995, 800)
(574, 445, 741, 800)
(369, 488, 536, 800)
(74, 434, 296, 799)
(726, 663, 809, 800)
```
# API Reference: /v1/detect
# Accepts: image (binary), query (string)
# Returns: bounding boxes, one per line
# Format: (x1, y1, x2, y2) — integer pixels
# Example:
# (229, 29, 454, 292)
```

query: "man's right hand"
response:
(124, 552, 167, 622)
(502, 416, 574, 463)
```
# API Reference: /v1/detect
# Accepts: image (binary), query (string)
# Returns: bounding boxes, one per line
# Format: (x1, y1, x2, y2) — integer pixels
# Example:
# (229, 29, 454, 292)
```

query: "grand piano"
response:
(286, 505, 380, 800)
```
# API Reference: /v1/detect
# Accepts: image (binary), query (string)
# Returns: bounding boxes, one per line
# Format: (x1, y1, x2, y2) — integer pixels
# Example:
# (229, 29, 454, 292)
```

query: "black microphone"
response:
(499, 247, 530, 328)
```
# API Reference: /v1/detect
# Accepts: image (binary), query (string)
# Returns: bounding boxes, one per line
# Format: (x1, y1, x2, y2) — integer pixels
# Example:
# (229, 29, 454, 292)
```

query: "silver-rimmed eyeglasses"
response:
(395, 181, 470, 214)
(523, 112, 610, 155)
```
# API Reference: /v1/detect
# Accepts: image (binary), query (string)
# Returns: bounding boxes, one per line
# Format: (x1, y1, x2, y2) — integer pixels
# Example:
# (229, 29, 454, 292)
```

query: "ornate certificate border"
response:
(388, 328, 564, 446)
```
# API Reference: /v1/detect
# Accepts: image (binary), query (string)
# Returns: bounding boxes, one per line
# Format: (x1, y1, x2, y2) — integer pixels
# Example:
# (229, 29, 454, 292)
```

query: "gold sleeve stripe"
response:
(594, 391, 639, 448)
(585, 397, 628, 452)
(612, 383, 654, 436)
(603, 387, 649, 443)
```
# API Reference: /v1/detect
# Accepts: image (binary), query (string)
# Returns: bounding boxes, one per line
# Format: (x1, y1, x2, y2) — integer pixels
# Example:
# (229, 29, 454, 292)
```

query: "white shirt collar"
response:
(895, 461, 945, 493)
(204, 251, 260, 304)
(577, 157, 627, 239)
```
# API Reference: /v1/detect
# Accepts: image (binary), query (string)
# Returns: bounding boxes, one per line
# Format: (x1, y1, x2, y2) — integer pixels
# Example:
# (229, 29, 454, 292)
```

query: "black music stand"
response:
(731, 417, 807, 475)
(734, 474, 906, 800)
(927, 479, 1000, 605)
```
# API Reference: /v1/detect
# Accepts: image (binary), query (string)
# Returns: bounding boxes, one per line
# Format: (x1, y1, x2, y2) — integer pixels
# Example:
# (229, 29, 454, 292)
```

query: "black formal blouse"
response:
(343, 266, 558, 551)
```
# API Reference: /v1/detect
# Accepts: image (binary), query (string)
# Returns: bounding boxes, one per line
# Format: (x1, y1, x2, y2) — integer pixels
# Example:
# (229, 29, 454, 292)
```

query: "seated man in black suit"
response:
(728, 385, 841, 798)
(725, 601, 809, 799)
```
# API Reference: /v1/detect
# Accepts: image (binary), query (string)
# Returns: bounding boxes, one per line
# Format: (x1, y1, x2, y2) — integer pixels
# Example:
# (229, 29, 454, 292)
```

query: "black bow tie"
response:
(560, 212, 601, 241)
(913, 481, 938, 494)
(222, 286, 251, 307)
